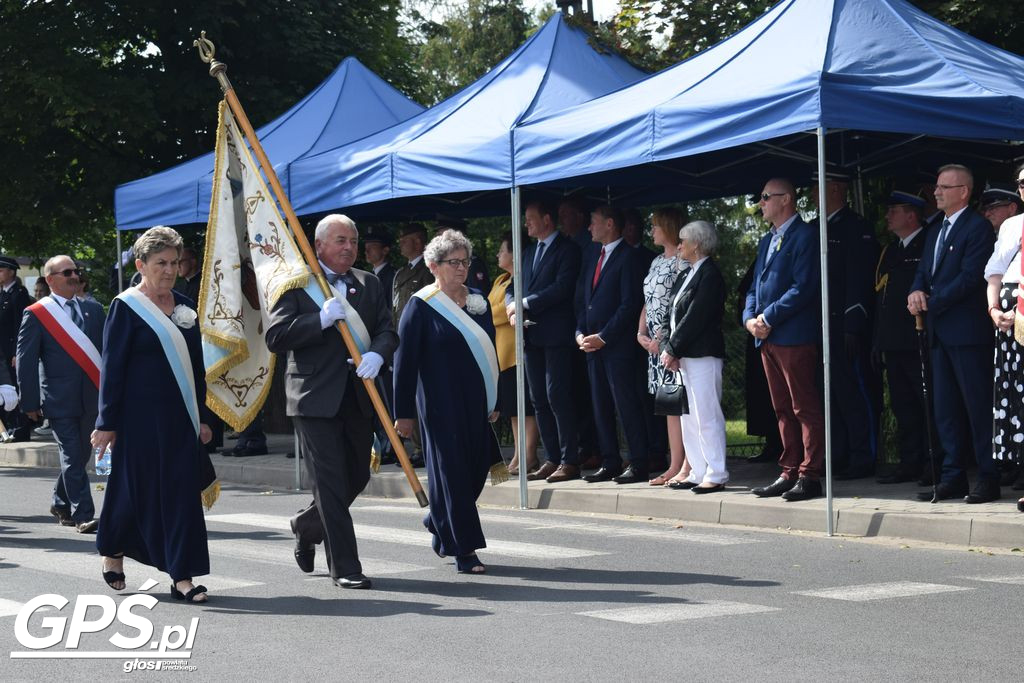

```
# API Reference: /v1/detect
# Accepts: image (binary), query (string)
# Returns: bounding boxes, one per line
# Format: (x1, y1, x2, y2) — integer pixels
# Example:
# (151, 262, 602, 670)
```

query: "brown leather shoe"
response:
(527, 462, 558, 481)
(546, 464, 580, 483)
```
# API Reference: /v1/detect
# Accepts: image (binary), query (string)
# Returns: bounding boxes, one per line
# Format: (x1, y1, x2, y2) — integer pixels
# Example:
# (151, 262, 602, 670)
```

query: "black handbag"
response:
(653, 367, 688, 416)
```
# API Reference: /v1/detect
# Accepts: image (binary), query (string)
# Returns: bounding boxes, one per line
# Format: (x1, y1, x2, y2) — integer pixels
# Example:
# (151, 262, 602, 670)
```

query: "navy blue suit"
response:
(576, 240, 648, 469)
(506, 232, 581, 465)
(18, 296, 105, 522)
(910, 206, 996, 486)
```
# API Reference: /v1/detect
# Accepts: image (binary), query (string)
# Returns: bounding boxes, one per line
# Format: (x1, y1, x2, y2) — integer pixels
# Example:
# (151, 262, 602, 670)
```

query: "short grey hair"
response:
(679, 220, 719, 256)
(133, 226, 183, 263)
(938, 163, 974, 192)
(315, 214, 358, 241)
(43, 254, 74, 276)
(424, 229, 473, 266)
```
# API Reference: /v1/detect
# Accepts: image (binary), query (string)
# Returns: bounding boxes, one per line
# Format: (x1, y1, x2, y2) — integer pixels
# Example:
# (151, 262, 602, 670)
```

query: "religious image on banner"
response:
(199, 99, 310, 431)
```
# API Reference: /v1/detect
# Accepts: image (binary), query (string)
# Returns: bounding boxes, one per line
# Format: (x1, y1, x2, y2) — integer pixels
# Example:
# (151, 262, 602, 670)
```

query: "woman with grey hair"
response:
(92, 226, 216, 602)
(660, 220, 729, 493)
(393, 229, 505, 574)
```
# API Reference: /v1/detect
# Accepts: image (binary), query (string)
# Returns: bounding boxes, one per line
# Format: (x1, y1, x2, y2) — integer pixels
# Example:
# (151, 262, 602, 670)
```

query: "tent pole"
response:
(116, 230, 124, 292)
(510, 186, 529, 510)
(817, 127, 835, 536)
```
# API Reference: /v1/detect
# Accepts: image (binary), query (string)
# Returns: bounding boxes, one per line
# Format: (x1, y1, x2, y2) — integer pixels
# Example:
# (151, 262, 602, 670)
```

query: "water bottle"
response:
(94, 446, 112, 476)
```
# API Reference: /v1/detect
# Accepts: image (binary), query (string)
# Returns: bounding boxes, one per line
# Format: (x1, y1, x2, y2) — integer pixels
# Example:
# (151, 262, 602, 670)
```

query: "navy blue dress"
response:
(96, 290, 210, 582)
(393, 292, 501, 557)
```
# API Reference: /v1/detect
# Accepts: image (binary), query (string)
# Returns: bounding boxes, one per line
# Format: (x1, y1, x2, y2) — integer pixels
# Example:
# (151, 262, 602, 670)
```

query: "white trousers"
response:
(679, 356, 728, 485)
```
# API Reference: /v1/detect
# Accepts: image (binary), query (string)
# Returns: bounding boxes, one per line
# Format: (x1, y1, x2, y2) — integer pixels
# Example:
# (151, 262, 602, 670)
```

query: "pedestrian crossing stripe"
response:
(579, 601, 779, 624)
(960, 575, 1024, 585)
(205, 513, 608, 559)
(792, 581, 972, 601)
(0, 598, 23, 618)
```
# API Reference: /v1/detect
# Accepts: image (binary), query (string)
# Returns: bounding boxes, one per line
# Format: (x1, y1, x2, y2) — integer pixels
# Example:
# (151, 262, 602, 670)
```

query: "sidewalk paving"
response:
(4, 432, 1023, 549)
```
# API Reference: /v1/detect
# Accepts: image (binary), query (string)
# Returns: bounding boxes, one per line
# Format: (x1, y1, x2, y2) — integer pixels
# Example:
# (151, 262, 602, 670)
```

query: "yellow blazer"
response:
(487, 272, 515, 371)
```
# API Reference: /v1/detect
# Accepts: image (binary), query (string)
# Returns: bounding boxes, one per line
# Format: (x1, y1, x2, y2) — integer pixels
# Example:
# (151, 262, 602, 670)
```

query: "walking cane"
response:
(194, 33, 428, 507)
(914, 314, 940, 503)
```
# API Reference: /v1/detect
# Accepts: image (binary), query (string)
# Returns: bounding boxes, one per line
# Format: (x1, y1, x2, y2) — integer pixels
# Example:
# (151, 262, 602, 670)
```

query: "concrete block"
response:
(867, 513, 972, 545)
(720, 498, 835, 533)
(615, 490, 722, 524)
(968, 518, 1024, 549)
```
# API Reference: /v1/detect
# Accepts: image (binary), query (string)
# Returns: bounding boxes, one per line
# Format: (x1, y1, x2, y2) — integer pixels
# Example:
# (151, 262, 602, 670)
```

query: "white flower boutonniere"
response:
(465, 293, 487, 315)
(171, 304, 198, 329)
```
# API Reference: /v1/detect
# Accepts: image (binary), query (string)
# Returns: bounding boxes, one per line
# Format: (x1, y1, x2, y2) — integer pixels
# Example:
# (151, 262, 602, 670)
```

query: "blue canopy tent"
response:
(288, 13, 646, 220)
(509, 0, 1024, 529)
(114, 56, 425, 231)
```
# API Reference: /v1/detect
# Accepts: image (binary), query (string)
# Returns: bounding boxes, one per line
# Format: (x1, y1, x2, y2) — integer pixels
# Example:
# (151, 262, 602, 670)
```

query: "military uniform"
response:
(391, 257, 434, 327)
(873, 228, 935, 478)
(0, 275, 31, 440)
(820, 206, 881, 475)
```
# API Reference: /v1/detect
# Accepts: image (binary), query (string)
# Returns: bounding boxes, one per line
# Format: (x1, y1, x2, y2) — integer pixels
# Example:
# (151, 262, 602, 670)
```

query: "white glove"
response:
(354, 352, 384, 379)
(319, 297, 347, 329)
(0, 384, 18, 411)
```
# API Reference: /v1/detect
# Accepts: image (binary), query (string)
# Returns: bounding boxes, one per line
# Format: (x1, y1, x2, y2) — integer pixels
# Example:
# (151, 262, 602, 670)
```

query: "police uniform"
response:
(0, 255, 31, 440)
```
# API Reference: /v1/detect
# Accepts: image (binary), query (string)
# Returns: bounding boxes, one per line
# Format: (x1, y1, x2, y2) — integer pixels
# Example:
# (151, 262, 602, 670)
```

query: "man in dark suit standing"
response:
(576, 205, 649, 484)
(809, 174, 881, 479)
(391, 223, 433, 467)
(908, 164, 998, 503)
(176, 247, 202, 303)
(744, 178, 825, 502)
(17, 255, 105, 532)
(266, 214, 398, 589)
(363, 230, 398, 465)
(506, 199, 582, 483)
(874, 191, 934, 484)
(0, 255, 32, 441)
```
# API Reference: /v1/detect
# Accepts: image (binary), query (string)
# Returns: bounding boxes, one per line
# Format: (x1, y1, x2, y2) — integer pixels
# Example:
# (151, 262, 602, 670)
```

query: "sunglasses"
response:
(760, 192, 786, 201)
(1016, 179, 1024, 188)
(54, 268, 81, 278)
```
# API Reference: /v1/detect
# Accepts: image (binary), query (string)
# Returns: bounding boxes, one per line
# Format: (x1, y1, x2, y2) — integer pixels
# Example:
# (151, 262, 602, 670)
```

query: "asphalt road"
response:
(1, 465, 1021, 681)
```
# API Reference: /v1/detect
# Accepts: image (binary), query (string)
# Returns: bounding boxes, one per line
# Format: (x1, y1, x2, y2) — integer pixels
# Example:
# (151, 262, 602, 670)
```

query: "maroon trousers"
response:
(760, 342, 825, 481)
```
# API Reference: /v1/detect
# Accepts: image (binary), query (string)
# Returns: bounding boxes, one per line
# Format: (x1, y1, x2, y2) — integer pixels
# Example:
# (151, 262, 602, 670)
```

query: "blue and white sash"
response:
(303, 279, 372, 355)
(414, 285, 499, 413)
(118, 288, 200, 436)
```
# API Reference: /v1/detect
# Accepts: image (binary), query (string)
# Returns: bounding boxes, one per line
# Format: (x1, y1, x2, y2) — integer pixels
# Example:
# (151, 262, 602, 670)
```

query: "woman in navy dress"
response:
(92, 227, 213, 603)
(393, 229, 503, 574)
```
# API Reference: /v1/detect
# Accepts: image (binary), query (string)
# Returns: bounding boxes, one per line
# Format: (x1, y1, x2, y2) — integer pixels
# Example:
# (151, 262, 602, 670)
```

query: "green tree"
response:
(0, 0, 415, 275)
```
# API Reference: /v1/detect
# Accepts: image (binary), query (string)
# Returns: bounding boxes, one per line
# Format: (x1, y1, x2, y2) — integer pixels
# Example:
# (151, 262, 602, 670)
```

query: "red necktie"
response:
(592, 246, 606, 290)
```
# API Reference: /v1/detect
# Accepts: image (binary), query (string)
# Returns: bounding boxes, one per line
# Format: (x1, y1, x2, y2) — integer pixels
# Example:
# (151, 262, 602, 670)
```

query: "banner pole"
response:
(194, 33, 427, 507)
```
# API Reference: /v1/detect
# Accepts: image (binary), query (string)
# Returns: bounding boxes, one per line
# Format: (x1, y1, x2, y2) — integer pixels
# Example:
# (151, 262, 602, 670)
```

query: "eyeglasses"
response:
(439, 258, 470, 268)
(54, 268, 81, 278)
(1016, 179, 1024, 188)
(935, 184, 965, 191)
(760, 192, 786, 201)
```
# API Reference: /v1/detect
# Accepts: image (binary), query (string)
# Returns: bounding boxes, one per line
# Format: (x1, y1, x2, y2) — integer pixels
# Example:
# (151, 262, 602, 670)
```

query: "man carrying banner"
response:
(17, 255, 104, 533)
(266, 214, 398, 590)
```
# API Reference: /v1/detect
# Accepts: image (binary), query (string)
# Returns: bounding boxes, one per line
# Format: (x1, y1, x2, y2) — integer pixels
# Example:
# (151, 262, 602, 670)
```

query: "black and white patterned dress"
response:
(986, 215, 1024, 462)
(642, 254, 682, 393)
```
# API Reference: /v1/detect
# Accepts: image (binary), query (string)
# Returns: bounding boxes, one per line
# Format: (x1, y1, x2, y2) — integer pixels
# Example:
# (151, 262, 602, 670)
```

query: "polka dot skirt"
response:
(993, 283, 1024, 462)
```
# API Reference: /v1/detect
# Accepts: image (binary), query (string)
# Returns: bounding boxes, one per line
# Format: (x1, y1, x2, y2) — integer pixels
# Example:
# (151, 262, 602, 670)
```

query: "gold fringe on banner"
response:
(201, 480, 221, 511)
(370, 450, 381, 474)
(489, 462, 510, 486)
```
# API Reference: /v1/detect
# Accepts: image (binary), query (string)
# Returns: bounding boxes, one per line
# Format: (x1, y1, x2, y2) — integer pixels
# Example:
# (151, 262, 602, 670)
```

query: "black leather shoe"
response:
(751, 477, 796, 498)
(75, 519, 98, 534)
(916, 481, 968, 502)
(289, 518, 315, 573)
(334, 573, 372, 589)
(49, 505, 71, 525)
(229, 445, 269, 457)
(964, 481, 1001, 504)
(613, 466, 649, 484)
(748, 446, 781, 463)
(408, 454, 425, 469)
(583, 467, 621, 483)
(876, 469, 918, 485)
(781, 477, 822, 501)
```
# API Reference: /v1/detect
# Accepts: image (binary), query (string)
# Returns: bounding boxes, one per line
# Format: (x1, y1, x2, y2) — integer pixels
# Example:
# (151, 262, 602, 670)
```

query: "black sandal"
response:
(455, 553, 486, 574)
(170, 583, 208, 603)
(102, 554, 125, 591)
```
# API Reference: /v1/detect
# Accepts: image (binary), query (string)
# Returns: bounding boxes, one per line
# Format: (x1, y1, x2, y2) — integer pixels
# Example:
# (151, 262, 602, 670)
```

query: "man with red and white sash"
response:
(17, 255, 105, 533)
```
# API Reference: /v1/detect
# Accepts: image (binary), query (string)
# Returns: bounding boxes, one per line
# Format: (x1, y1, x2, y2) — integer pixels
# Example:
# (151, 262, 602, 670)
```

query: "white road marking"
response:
(1, 543, 263, 591)
(793, 581, 972, 601)
(354, 504, 758, 545)
(579, 601, 779, 624)
(0, 598, 24, 618)
(211, 538, 429, 576)
(206, 513, 607, 559)
(960, 575, 1024, 585)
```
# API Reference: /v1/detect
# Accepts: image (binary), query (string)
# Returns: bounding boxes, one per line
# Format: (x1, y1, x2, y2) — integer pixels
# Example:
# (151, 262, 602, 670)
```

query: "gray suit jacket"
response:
(265, 268, 398, 418)
(16, 297, 105, 419)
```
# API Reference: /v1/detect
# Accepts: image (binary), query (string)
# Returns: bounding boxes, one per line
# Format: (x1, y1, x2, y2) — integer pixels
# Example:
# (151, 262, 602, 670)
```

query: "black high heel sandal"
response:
(455, 553, 486, 574)
(101, 554, 125, 591)
(1017, 497, 1023, 513)
(170, 583, 208, 603)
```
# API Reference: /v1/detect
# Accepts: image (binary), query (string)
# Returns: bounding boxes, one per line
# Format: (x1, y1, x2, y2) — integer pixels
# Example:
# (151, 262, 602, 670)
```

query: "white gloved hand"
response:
(0, 384, 18, 411)
(354, 352, 384, 379)
(319, 297, 347, 329)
